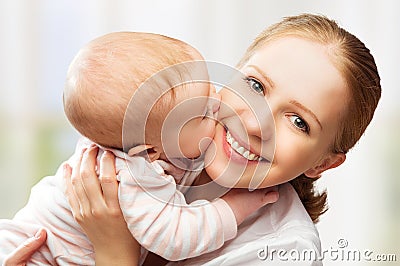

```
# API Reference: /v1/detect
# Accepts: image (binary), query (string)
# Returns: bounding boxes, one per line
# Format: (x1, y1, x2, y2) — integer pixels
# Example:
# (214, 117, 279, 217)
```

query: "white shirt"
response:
(167, 182, 322, 266)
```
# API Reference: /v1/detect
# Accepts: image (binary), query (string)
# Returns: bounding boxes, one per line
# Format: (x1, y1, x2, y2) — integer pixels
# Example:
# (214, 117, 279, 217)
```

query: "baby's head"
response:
(64, 32, 218, 159)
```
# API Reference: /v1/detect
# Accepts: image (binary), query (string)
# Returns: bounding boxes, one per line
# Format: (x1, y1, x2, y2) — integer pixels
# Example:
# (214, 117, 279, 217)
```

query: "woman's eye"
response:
(289, 115, 310, 134)
(244, 77, 264, 95)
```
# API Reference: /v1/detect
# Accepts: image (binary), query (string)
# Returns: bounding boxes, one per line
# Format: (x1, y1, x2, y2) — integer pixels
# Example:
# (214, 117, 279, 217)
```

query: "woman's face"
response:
(205, 37, 347, 189)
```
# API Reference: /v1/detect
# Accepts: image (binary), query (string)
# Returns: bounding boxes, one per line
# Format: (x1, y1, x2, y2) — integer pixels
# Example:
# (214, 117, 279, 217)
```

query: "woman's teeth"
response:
(226, 130, 261, 161)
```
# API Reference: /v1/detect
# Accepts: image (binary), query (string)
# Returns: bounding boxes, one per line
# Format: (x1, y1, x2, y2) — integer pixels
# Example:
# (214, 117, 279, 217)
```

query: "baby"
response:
(0, 32, 274, 265)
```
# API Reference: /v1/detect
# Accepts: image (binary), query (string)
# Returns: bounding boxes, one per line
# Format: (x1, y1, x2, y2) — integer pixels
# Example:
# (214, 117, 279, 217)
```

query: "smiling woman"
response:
(230, 14, 380, 222)
(178, 14, 380, 265)
(62, 14, 380, 265)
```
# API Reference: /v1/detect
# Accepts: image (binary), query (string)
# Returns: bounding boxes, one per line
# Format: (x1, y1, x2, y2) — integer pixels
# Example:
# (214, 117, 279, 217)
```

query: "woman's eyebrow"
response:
(247, 65, 275, 89)
(290, 100, 323, 130)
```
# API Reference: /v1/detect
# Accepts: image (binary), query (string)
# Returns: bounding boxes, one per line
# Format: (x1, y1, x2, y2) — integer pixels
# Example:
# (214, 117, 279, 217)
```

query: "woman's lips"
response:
(221, 126, 263, 164)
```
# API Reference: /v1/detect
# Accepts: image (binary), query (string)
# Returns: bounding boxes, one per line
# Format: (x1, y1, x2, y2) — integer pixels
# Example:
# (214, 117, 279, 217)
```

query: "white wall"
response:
(0, 1, 398, 265)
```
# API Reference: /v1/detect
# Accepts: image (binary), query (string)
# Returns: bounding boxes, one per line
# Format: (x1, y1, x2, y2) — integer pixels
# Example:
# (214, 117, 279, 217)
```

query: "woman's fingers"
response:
(3, 229, 47, 265)
(63, 163, 82, 220)
(70, 148, 93, 217)
(64, 145, 120, 223)
(80, 146, 105, 213)
(99, 151, 120, 210)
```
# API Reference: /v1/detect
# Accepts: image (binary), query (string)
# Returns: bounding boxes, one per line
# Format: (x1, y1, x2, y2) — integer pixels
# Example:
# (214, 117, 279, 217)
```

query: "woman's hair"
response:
(237, 14, 381, 222)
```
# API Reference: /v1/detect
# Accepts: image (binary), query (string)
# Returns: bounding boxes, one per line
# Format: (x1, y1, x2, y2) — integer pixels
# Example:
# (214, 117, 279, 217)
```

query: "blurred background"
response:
(0, 0, 398, 265)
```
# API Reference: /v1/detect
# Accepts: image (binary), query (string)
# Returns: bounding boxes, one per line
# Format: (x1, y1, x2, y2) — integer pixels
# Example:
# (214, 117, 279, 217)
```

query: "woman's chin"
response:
(205, 163, 247, 188)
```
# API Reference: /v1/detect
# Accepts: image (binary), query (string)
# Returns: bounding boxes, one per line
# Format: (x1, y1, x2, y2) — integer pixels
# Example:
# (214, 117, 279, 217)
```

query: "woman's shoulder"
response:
(237, 182, 321, 254)
(273, 182, 316, 228)
(239, 182, 319, 242)
(166, 183, 321, 266)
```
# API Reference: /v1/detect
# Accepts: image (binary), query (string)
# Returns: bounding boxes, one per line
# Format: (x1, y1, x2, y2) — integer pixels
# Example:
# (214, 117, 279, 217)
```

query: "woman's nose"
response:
(240, 107, 274, 141)
(241, 107, 275, 163)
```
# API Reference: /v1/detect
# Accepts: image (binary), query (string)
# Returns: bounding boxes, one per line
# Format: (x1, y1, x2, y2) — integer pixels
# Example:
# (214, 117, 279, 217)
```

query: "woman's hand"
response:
(2, 229, 47, 266)
(63, 146, 140, 266)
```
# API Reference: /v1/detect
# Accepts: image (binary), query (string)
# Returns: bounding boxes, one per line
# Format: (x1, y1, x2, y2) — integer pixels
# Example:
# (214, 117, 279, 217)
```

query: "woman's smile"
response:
(222, 126, 262, 164)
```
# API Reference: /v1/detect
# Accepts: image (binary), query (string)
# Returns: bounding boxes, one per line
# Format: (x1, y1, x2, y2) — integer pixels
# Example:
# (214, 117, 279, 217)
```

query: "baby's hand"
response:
(221, 187, 279, 225)
(154, 160, 185, 182)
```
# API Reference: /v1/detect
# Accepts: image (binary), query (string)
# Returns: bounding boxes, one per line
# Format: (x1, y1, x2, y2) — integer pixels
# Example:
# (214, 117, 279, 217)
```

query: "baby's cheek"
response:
(203, 124, 218, 149)
(199, 136, 214, 153)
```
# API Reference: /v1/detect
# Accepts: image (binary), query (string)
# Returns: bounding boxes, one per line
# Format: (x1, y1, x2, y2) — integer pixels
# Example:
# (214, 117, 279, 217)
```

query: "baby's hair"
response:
(239, 14, 381, 222)
(63, 32, 199, 149)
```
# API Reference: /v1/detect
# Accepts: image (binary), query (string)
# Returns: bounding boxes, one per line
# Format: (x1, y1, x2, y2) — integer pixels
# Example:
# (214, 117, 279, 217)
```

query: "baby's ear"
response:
(304, 153, 346, 178)
(128, 145, 161, 162)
